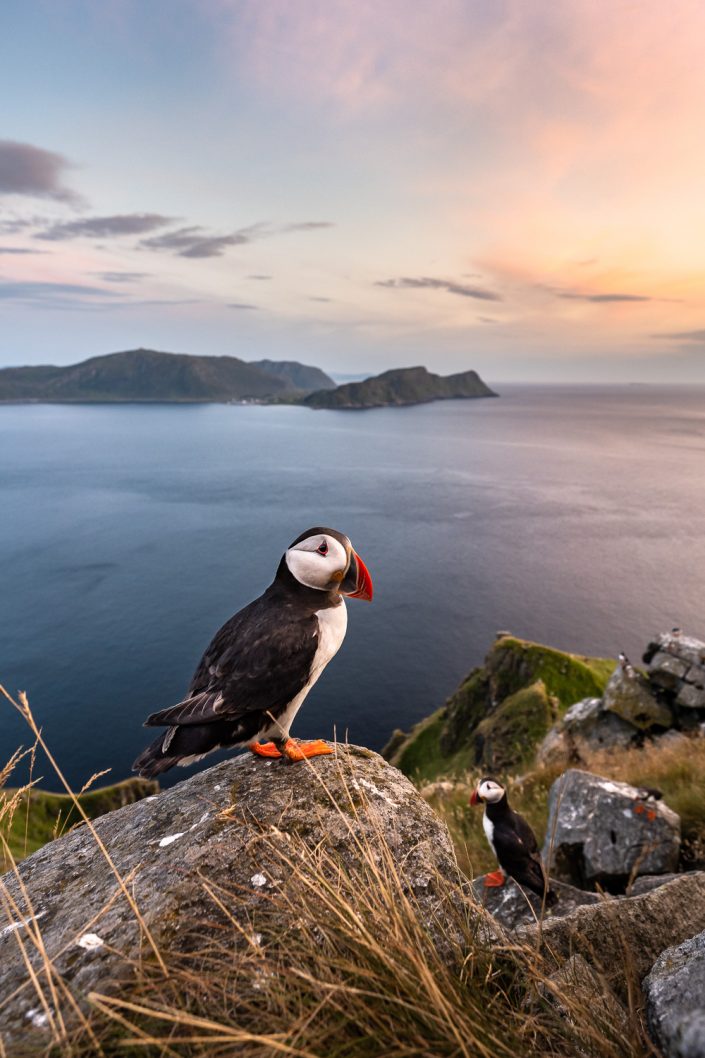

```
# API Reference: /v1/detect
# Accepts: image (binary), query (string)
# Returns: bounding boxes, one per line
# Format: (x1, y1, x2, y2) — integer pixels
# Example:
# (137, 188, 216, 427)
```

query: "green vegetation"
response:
(303, 365, 497, 408)
(389, 636, 615, 782)
(1, 777, 157, 868)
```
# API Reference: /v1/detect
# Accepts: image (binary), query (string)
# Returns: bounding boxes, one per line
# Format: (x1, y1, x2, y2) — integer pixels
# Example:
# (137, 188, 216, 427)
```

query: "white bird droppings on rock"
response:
(250, 873, 267, 888)
(25, 1007, 50, 1029)
(213, 784, 222, 791)
(158, 832, 185, 848)
(352, 777, 399, 807)
(76, 933, 104, 951)
(0, 911, 46, 939)
(190, 811, 210, 830)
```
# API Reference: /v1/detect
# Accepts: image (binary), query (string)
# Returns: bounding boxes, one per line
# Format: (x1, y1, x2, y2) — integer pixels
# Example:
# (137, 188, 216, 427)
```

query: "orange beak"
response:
(469, 788, 480, 806)
(342, 550, 374, 602)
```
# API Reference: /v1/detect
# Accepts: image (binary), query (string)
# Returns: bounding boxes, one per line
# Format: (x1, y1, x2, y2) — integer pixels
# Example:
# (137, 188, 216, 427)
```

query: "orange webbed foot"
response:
(250, 741, 283, 759)
(283, 738, 334, 762)
(483, 869, 506, 888)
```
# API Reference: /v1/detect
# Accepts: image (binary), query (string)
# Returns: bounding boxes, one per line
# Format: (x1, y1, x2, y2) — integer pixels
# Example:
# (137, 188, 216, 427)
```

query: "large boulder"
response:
(520, 872, 705, 1000)
(603, 664, 672, 730)
(0, 745, 470, 1052)
(536, 696, 639, 767)
(644, 928, 705, 1058)
(542, 769, 681, 891)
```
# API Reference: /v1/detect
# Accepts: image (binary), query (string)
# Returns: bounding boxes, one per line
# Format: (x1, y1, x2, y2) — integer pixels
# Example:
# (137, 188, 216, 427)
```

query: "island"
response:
(302, 365, 497, 409)
(0, 350, 496, 407)
(0, 348, 335, 403)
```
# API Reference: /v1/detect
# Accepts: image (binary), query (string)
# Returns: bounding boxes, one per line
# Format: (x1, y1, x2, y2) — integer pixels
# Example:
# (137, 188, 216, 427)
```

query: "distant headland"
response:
(0, 348, 497, 408)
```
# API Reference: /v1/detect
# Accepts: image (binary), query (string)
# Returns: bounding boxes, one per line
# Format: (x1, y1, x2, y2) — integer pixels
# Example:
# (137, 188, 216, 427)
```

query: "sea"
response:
(2, 385, 705, 790)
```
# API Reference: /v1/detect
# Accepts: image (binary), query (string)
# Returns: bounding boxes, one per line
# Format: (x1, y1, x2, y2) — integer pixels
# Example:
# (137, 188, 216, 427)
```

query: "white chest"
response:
(312, 601, 348, 675)
(482, 812, 496, 855)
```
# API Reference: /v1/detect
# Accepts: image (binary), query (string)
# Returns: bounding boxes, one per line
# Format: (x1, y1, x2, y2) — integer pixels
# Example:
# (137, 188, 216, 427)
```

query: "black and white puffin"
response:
(470, 777, 557, 906)
(132, 527, 373, 778)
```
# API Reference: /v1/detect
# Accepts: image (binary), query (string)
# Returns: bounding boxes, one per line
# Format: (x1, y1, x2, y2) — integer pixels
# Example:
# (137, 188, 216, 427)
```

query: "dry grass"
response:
(0, 688, 663, 1058)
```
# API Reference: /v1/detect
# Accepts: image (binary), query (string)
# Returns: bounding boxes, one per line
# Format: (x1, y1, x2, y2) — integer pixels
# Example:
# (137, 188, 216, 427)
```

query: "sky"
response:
(1, 0, 705, 382)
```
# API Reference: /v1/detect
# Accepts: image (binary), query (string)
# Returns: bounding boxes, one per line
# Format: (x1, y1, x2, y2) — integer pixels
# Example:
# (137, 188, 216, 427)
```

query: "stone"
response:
(630, 872, 682, 896)
(542, 769, 681, 891)
(536, 698, 639, 767)
(0, 745, 475, 1052)
(645, 632, 705, 669)
(603, 664, 672, 730)
(536, 725, 572, 767)
(644, 927, 705, 1057)
(520, 872, 705, 1001)
(677, 683, 705, 710)
(648, 651, 691, 687)
(685, 666, 705, 689)
(470, 875, 600, 931)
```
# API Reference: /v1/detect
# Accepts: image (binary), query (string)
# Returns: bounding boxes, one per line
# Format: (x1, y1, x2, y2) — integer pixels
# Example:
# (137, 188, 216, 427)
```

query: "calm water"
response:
(2, 386, 705, 790)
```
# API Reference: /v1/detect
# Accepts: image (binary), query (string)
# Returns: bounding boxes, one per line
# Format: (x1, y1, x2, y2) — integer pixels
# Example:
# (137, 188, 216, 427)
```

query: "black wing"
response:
(144, 590, 319, 728)
(492, 812, 549, 897)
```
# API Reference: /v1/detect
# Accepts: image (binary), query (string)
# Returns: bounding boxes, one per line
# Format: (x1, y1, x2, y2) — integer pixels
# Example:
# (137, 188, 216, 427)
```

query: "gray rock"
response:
(644, 928, 705, 1057)
(536, 698, 639, 767)
(685, 666, 705, 689)
(520, 872, 705, 1000)
(646, 632, 705, 669)
(0, 745, 473, 1052)
(542, 769, 681, 891)
(470, 875, 600, 931)
(630, 872, 682, 896)
(535, 724, 573, 767)
(603, 664, 672, 729)
(649, 651, 691, 687)
(677, 683, 705, 710)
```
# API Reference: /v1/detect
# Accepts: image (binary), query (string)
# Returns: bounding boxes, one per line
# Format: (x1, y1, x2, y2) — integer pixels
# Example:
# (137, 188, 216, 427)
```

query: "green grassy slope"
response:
(388, 636, 615, 783)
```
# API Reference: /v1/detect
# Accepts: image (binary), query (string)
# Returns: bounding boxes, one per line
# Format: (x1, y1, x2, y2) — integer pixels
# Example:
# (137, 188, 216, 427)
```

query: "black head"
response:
(278, 527, 373, 601)
(469, 776, 506, 806)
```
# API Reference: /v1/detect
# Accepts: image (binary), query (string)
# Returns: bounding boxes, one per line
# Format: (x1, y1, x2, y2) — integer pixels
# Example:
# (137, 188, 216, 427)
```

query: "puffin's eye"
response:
(317, 541, 328, 556)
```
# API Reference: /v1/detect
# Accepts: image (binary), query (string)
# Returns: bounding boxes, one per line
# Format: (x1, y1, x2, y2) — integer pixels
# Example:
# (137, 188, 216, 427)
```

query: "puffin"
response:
(132, 527, 373, 778)
(618, 651, 634, 675)
(469, 777, 557, 906)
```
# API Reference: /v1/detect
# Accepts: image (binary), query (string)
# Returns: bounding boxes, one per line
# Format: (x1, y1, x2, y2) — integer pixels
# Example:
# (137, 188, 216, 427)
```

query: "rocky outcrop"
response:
(542, 769, 680, 891)
(520, 872, 705, 999)
(0, 746, 470, 1052)
(536, 661, 675, 767)
(645, 631, 705, 727)
(644, 928, 705, 1058)
(389, 636, 613, 779)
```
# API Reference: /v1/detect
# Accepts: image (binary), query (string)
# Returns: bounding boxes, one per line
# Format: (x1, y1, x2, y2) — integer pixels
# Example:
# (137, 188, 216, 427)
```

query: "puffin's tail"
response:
(132, 731, 181, 779)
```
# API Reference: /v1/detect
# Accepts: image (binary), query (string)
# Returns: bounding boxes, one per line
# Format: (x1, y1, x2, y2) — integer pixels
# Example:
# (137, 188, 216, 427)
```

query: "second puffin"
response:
(470, 777, 558, 906)
(133, 527, 373, 777)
